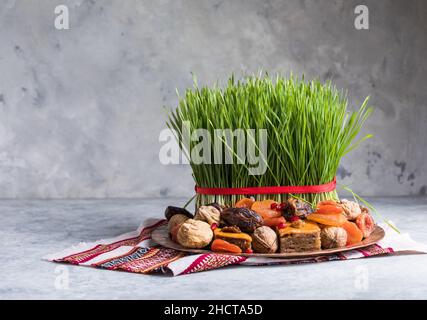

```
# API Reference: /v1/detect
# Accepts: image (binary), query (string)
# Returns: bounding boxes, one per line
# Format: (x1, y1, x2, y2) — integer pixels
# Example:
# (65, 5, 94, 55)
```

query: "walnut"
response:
(339, 199, 362, 220)
(177, 219, 213, 249)
(167, 214, 189, 233)
(251, 226, 278, 253)
(320, 227, 347, 249)
(194, 205, 221, 225)
(221, 226, 242, 233)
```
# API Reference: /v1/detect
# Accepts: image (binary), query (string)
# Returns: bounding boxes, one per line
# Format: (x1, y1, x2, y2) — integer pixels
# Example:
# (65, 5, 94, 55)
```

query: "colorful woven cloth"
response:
(44, 219, 427, 276)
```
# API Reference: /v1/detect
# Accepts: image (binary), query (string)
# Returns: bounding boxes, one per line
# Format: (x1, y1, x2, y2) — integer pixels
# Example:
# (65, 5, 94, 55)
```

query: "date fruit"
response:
(220, 207, 263, 233)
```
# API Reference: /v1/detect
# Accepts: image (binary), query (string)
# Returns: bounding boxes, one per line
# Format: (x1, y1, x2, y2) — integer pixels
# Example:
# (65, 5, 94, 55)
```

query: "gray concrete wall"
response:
(0, 0, 426, 198)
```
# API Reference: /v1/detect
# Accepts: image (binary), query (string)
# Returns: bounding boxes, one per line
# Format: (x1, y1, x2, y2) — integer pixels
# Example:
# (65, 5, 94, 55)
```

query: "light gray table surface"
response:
(1, 197, 427, 300)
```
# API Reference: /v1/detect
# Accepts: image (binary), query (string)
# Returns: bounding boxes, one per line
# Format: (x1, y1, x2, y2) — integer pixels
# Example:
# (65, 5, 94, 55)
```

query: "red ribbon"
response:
(195, 177, 336, 195)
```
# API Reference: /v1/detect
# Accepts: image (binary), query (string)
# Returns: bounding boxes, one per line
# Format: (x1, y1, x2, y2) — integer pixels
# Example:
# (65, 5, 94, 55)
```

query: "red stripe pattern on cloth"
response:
(180, 253, 247, 275)
(58, 220, 166, 264)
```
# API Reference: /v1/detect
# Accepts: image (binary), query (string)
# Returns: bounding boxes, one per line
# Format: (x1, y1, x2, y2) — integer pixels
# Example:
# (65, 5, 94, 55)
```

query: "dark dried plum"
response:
(164, 206, 193, 220)
(220, 207, 263, 233)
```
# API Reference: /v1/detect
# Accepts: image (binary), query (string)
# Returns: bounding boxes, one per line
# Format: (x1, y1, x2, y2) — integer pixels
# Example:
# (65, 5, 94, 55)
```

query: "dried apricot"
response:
(263, 216, 286, 228)
(356, 212, 375, 238)
(211, 239, 242, 254)
(317, 200, 338, 207)
(316, 204, 344, 215)
(306, 213, 347, 226)
(342, 221, 363, 245)
(251, 200, 282, 219)
(235, 197, 255, 209)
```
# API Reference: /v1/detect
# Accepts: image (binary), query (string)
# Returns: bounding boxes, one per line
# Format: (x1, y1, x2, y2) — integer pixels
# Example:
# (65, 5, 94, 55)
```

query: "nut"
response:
(167, 214, 189, 233)
(320, 227, 347, 249)
(251, 226, 278, 253)
(291, 219, 305, 228)
(221, 226, 241, 233)
(360, 205, 370, 214)
(194, 205, 221, 225)
(338, 199, 362, 220)
(206, 202, 227, 213)
(177, 219, 213, 249)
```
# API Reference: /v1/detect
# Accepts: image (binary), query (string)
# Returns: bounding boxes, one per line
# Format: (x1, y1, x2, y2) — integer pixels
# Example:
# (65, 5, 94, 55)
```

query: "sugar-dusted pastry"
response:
(278, 220, 321, 253)
(177, 219, 213, 249)
(167, 214, 190, 233)
(194, 205, 221, 225)
(252, 226, 278, 253)
(320, 226, 347, 249)
(214, 226, 252, 251)
(338, 199, 362, 220)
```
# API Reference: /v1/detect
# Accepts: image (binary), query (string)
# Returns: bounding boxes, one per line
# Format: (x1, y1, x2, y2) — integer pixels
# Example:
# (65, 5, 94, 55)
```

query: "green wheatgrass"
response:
(167, 74, 373, 208)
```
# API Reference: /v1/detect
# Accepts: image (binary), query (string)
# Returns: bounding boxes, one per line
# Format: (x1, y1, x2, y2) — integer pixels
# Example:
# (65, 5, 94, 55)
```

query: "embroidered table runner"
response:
(44, 219, 427, 276)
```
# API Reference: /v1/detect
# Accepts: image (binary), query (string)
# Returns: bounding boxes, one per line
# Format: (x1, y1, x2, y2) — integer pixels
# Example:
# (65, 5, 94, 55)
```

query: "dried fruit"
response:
(211, 239, 242, 254)
(356, 212, 375, 238)
(316, 204, 344, 215)
(235, 198, 255, 209)
(320, 227, 347, 249)
(251, 200, 282, 219)
(167, 214, 190, 233)
(277, 222, 287, 229)
(283, 198, 314, 219)
(277, 202, 288, 211)
(251, 226, 278, 253)
(245, 248, 254, 254)
(164, 206, 193, 220)
(342, 221, 364, 245)
(306, 213, 347, 226)
(177, 219, 213, 249)
(210, 223, 218, 230)
(317, 200, 338, 206)
(214, 227, 252, 251)
(220, 207, 263, 233)
(194, 205, 221, 225)
(263, 216, 286, 228)
(221, 225, 242, 233)
(338, 199, 362, 220)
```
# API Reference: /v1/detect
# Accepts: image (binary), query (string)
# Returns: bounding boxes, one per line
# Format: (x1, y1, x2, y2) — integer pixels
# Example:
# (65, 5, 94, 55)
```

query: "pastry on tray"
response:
(277, 220, 321, 253)
(213, 226, 252, 251)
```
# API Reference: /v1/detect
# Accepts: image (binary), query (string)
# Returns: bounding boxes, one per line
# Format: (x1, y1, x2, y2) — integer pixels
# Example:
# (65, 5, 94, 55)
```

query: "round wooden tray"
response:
(151, 224, 385, 258)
